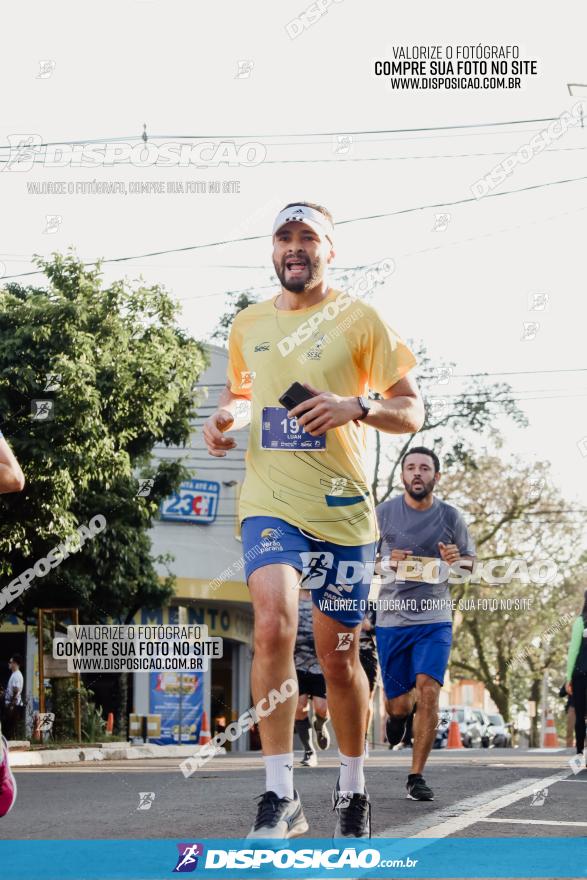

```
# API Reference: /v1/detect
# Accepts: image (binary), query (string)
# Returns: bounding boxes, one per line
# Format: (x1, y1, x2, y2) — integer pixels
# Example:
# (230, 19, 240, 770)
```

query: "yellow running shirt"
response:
(226, 288, 417, 546)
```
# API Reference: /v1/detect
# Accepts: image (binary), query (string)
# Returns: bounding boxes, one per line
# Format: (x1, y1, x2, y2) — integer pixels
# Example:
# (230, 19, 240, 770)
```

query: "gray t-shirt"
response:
(294, 600, 322, 675)
(376, 495, 475, 627)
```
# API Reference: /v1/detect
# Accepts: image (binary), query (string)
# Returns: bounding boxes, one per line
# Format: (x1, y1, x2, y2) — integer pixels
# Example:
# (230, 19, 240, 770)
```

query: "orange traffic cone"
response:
(543, 712, 559, 748)
(447, 708, 463, 749)
(105, 712, 114, 736)
(199, 711, 211, 745)
(32, 713, 42, 742)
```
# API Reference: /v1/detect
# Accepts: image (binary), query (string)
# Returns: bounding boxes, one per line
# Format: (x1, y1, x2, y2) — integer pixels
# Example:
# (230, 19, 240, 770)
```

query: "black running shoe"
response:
(247, 790, 309, 839)
(406, 775, 434, 801)
(386, 715, 407, 748)
(313, 717, 330, 750)
(332, 781, 371, 838)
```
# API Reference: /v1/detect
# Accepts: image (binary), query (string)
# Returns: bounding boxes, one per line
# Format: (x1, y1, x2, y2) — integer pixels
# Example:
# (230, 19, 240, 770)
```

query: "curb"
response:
(8, 743, 219, 767)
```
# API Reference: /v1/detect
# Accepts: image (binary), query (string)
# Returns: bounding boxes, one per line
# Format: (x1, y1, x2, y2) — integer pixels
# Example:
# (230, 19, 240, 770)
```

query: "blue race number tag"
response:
(261, 407, 326, 451)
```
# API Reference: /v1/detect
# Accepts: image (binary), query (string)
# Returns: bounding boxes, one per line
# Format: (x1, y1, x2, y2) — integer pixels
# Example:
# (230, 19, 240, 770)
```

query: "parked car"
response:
(446, 705, 487, 748)
(471, 708, 492, 748)
(487, 712, 512, 747)
(433, 709, 450, 749)
(435, 706, 495, 748)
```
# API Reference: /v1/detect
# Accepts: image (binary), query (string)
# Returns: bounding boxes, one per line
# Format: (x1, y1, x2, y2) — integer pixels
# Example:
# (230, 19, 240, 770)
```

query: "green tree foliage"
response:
(0, 251, 208, 625)
(440, 454, 583, 721)
(211, 290, 258, 344)
(371, 343, 528, 504)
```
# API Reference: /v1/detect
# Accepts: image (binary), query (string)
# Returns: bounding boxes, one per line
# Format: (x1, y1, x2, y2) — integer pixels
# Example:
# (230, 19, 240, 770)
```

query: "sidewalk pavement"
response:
(6, 741, 217, 767)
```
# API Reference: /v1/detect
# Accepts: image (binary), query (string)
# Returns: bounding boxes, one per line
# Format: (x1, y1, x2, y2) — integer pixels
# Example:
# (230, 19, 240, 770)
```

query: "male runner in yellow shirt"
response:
(203, 201, 423, 838)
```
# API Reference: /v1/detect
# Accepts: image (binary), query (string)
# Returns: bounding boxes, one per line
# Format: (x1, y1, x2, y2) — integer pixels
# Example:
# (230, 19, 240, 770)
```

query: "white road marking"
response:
(365, 770, 575, 880)
(376, 779, 534, 838)
(409, 771, 570, 838)
(480, 817, 587, 828)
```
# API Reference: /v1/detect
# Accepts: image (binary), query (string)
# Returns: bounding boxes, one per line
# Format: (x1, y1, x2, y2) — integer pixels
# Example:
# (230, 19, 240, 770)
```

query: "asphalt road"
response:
(2, 747, 585, 841)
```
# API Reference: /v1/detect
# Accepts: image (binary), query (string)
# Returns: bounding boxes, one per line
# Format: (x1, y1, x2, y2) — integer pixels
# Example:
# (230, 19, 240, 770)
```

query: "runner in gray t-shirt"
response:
(377, 496, 474, 628)
(375, 446, 475, 802)
(294, 592, 331, 767)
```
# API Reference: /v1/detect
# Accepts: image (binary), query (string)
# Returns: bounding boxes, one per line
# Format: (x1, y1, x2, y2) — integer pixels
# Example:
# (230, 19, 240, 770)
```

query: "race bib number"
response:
(261, 407, 326, 451)
(395, 556, 443, 583)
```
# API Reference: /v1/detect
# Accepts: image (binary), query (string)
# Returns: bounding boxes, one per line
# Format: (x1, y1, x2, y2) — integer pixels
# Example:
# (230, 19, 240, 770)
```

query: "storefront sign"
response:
(160, 479, 220, 524)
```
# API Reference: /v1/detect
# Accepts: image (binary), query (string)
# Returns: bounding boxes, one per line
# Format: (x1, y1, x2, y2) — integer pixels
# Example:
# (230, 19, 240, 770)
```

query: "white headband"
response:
(272, 204, 334, 244)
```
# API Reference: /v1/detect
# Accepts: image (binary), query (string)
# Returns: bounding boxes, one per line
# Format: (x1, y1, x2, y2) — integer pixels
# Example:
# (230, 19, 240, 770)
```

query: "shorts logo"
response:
(298, 551, 334, 589)
(173, 843, 203, 872)
(298, 553, 375, 593)
(259, 528, 284, 552)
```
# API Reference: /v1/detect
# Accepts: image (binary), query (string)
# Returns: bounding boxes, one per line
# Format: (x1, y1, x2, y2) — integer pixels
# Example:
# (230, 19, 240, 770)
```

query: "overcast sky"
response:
(1, 1, 586, 525)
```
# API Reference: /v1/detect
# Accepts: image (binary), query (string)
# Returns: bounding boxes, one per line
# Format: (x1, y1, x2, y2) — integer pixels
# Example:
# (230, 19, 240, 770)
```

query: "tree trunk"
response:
(486, 683, 510, 722)
(529, 677, 542, 748)
(112, 673, 129, 738)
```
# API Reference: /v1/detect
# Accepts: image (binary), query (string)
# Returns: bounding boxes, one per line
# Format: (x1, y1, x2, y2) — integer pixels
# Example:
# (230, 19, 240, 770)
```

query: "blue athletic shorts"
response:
(241, 516, 377, 628)
(376, 622, 452, 698)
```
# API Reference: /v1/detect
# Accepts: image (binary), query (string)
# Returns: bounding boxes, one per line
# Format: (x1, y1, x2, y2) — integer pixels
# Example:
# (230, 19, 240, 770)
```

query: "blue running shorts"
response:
(376, 622, 453, 698)
(241, 516, 377, 628)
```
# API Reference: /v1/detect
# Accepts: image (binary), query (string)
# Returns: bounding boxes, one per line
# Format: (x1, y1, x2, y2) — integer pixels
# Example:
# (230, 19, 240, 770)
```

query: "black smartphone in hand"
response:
(278, 382, 315, 411)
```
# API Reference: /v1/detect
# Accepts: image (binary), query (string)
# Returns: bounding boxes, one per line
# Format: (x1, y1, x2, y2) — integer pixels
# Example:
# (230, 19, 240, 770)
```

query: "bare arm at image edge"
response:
(0, 434, 26, 494)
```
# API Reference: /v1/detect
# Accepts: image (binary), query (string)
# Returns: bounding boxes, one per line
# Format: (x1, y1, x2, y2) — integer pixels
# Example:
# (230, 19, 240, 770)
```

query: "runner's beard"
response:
(273, 254, 323, 293)
(404, 476, 436, 501)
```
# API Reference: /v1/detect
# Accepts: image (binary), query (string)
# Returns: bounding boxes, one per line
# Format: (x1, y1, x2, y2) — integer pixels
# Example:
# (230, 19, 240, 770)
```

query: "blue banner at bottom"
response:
(0, 838, 586, 879)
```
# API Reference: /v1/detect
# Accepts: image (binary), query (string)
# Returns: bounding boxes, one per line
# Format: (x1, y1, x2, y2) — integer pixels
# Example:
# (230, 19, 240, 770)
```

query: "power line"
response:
(186, 389, 587, 403)
(7, 143, 587, 170)
(451, 368, 587, 378)
(186, 369, 587, 389)
(3, 172, 587, 282)
(426, 387, 587, 398)
(181, 200, 587, 304)
(0, 116, 572, 152)
(245, 145, 587, 167)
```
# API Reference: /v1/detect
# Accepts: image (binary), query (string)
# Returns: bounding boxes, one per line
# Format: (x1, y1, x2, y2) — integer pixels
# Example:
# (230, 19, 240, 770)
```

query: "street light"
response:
(567, 83, 587, 126)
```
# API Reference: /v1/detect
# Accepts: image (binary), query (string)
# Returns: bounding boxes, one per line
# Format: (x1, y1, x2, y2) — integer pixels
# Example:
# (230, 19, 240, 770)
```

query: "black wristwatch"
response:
(356, 396, 371, 421)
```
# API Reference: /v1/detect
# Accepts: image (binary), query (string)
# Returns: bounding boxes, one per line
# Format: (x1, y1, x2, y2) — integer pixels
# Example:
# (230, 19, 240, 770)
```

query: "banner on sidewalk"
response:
(148, 670, 203, 744)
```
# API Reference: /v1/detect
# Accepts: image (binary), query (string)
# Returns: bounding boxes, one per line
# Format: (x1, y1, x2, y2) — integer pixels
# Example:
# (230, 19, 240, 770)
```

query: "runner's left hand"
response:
(288, 383, 362, 435)
(438, 542, 460, 565)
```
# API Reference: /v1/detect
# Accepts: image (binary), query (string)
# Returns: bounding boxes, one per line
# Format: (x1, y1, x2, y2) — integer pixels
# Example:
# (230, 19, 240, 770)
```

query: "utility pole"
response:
(177, 605, 188, 744)
(540, 670, 548, 748)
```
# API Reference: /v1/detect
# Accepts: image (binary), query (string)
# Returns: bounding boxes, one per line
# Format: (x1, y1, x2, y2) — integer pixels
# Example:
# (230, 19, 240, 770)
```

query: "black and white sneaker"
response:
(247, 790, 309, 839)
(332, 781, 371, 838)
(313, 717, 330, 750)
(406, 774, 434, 801)
(300, 749, 318, 767)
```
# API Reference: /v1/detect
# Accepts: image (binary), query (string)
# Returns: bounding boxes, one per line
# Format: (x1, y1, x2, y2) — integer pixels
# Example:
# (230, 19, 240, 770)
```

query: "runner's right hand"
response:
(389, 549, 413, 561)
(203, 410, 237, 457)
(386, 549, 413, 569)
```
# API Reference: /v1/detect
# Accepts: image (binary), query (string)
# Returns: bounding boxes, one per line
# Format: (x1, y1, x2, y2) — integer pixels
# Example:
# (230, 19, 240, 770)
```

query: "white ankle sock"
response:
(338, 750, 365, 794)
(264, 753, 294, 800)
